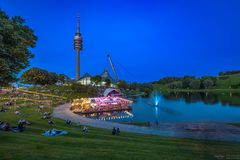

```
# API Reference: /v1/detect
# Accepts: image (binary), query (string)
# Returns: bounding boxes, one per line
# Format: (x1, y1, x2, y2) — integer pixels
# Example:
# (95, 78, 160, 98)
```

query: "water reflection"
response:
(82, 109, 133, 121)
(79, 91, 240, 123)
(162, 92, 240, 106)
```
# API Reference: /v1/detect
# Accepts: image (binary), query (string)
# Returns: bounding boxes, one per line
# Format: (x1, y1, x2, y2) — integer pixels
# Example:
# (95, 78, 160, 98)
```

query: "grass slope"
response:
(1, 100, 240, 160)
(154, 74, 240, 92)
(216, 74, 240, 89)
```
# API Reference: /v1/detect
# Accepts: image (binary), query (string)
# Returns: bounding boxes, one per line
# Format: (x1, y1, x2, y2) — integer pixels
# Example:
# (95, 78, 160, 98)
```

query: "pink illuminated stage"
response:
(71, 96, 132, 114)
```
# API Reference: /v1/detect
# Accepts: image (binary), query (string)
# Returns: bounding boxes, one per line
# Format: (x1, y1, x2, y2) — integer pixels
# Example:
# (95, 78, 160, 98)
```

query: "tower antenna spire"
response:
(77, 15, 80, 33)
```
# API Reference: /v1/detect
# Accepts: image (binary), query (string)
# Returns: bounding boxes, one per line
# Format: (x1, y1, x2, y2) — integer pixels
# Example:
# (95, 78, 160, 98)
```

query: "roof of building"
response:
(103, 88, 121, 97)
(78, 73, 91, 81)
(101, 68, 114, 82)
(77, 69, 115, 83)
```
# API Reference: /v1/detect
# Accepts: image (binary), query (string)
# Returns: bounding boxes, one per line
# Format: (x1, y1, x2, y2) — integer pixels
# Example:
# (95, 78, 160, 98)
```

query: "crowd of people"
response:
(1, 95, 123, 138)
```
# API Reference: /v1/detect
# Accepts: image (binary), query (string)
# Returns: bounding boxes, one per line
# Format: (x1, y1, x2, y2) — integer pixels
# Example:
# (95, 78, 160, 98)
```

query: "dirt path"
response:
(53, 103, 240, 142)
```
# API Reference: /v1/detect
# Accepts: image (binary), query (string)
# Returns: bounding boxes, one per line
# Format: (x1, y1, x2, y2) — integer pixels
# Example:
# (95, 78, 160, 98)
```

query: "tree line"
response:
(153, 76, 217, 90)
(219, 70, 240, 76)
(20, 67, 70, 85)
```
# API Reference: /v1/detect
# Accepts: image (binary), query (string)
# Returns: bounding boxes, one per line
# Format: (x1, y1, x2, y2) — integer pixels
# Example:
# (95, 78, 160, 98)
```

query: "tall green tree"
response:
(90, 75, 102, 86)
(129, 82, 139, 90)
(117, 80, 129, 90)
(0, 9, 37, 86)
(202, 79, 214, 89)
(20, 68, 52, 85)
(20, 67, 70, 86)
(104, 78, 111, 87)
(189, 79, 201, 89)
(182, 76, 195, 89)
(58, 74, 70, 83)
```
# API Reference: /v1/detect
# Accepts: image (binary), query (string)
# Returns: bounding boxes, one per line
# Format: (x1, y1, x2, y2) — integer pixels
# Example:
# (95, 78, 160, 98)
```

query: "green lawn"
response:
(1, 99, 240, 160)
(216, 74, 240, 89)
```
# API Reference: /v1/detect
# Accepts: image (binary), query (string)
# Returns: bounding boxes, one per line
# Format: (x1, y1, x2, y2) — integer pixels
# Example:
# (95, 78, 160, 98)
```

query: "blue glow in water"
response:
(154, 94, 161, 106)
(155, 106, 158, 115)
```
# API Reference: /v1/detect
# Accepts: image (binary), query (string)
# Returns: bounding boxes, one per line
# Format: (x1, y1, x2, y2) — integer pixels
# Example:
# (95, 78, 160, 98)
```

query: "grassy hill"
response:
(215, 74, 240, 89)
(1, 96, 240, 160)
(154, 74, 240, 92)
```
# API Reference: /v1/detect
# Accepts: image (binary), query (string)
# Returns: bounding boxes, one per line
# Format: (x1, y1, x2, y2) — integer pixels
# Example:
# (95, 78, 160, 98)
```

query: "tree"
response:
(129, 82, 139, 90)
(20, 68, 70, 86)
(104, 78, 111, 87)
(138, 83, 153, 96)
(90, 75, 102, 86)
(167, 81, 183, 89)
(20, 68, 51, 85)
(200, 76, 217, 86)
(189, 79, 201, 89)
(48, 72, 58, 85)
(58, 74, 69, 83)
(20, 67, 62, 85)
(0, 59, 13, 86)
(117, 80, 129, 90)
(0, 9, 37, 86)
(182, 76, 195, 89)
(202, 79, 214, 89)
(157, 77, 182, 85)
(219, 70, 240, 76)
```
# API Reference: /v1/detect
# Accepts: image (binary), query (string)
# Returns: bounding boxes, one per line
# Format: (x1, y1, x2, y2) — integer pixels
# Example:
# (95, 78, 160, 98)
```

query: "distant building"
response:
(78, 73, 92, 85)
(101, 68, 114, 82)
(77, 68, 116, 87)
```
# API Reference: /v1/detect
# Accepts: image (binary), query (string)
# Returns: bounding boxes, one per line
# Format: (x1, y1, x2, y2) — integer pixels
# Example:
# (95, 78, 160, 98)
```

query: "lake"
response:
(86, 91, 240, 123)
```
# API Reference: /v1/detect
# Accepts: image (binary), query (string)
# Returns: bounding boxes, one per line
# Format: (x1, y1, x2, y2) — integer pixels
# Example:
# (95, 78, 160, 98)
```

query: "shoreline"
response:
(53, 103, 240, 142)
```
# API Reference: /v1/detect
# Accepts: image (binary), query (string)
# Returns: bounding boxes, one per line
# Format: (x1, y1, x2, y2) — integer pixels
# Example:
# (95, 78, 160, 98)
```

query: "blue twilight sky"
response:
(0, 0, 240, 82)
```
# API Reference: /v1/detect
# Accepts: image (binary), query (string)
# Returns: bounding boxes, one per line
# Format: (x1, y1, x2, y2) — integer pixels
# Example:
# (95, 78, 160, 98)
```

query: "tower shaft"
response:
(76, 51, 80, 80)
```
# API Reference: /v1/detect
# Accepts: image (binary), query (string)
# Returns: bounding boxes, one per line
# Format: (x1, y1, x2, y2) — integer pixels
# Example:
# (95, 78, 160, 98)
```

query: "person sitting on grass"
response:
(17, 121, 24, 132)
(37, 105, 44, 112)
(65, 120, 72, 125)
(4, 102, 12, 106)
(112, 127, 116, 135)
(15, 111, 21, 115)
(42, 112, 51, 119)
(48, 120, 54, 124)
(0, 122, 10, 131)
(82, 126, 88, 133)
(116, 128, 120, 135)
(18, 119, 31, 125)
(4, 123, 10, 131)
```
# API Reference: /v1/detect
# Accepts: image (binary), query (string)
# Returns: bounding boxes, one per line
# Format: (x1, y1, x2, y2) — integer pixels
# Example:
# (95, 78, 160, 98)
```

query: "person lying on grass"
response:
(0, 121, 25, 132)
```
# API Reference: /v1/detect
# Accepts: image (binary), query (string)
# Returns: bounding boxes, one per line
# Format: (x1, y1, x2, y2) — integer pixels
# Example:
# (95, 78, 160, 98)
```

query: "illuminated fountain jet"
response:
(153, 92, 161, 106)
(153, 92, 161, 125)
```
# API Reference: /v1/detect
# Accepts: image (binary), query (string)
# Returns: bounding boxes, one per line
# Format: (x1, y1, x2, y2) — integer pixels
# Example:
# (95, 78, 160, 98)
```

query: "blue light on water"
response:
(155, 106, 158, 115)
(154, 95, 161, 106)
